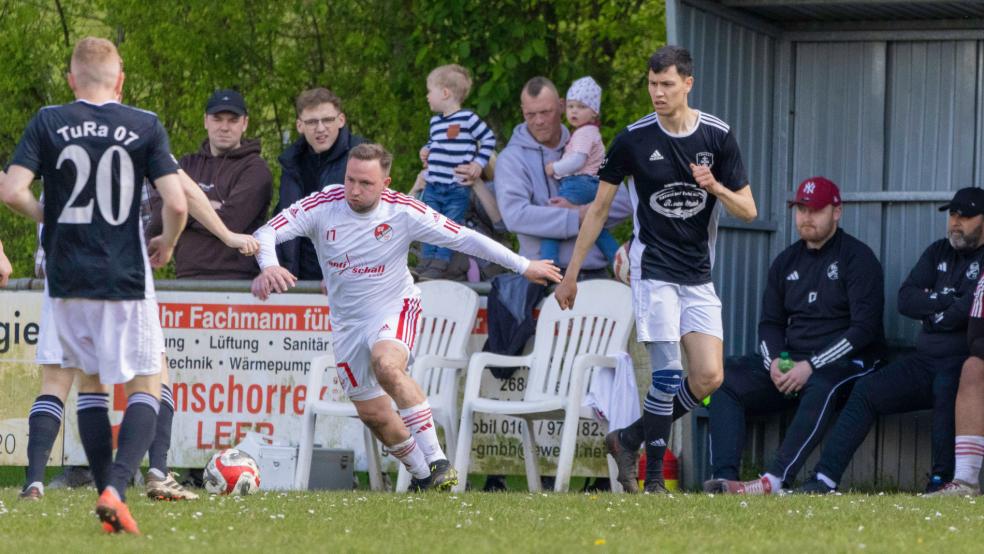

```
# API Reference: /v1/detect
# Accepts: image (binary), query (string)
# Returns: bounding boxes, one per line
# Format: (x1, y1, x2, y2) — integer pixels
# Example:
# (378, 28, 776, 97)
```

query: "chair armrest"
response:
(567, 354, 619, 406)
(462, 351, 534, 402)
(410, 355, 469, 382)
(571, 354, 618, 377)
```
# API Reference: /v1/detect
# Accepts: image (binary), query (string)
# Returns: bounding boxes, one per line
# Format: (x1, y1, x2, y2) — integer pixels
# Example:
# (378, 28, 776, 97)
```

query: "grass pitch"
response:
(0, 487, 981, 553)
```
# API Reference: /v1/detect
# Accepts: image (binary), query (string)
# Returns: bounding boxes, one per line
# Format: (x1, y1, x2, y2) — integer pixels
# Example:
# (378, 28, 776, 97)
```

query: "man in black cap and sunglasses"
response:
(796, 187, 984, 494)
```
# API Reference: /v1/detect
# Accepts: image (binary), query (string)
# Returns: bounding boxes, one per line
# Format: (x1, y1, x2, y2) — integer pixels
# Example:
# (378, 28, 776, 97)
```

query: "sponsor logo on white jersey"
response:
(648, 183, 707, 219)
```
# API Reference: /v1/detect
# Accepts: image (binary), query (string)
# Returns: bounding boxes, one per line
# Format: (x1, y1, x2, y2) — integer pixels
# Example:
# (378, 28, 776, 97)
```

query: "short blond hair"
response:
(71, 37, 122, 89)
(427, 64, 473, 103)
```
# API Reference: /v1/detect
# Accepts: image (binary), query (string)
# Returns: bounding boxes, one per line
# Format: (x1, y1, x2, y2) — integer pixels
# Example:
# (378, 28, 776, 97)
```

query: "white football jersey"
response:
(256, 185, 529, 321)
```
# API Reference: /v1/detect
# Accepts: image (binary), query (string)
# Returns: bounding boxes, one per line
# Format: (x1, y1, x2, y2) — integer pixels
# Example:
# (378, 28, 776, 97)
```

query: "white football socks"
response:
(388, 436, 429, 479)
(953, 435, 984, 485)
(399, 401, 445, 464)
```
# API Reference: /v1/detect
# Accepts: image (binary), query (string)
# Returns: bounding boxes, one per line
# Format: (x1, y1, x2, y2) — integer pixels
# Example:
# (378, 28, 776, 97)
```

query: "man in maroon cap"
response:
(703, 176, 887, 494)
(791, 186, 984, 494)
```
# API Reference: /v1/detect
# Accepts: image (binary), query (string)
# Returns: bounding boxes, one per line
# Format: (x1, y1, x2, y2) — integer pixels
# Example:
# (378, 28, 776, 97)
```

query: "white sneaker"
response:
(923, 480, 980, 497)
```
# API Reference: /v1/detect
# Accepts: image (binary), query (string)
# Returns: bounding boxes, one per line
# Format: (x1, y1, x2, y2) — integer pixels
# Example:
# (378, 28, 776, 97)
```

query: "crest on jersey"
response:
(967, 261, 980, 280)
(374, 223, 393, 242)
(827, 262, 839, 280)
(696, 152, 714, 167)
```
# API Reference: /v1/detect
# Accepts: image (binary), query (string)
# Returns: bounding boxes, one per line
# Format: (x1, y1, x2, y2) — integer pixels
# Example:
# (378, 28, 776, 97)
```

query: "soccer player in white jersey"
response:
(0, 37, 188, 534)
(252, 143, 560, 490)
(556, 45, 757, 493)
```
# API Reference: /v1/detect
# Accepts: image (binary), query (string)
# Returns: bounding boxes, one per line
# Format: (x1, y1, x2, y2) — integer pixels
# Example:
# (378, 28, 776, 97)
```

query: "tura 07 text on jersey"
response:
(55, 120, 140, 145)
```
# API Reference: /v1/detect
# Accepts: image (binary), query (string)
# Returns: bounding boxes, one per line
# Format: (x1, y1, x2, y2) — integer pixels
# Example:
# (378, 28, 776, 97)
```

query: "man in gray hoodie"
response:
(494, 77, 631, 275)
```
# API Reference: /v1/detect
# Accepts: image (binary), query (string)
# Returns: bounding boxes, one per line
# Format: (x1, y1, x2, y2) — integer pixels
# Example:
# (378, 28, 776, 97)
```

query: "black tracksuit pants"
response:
(709, 354, 875, 484)
(812, 353, 964, 484)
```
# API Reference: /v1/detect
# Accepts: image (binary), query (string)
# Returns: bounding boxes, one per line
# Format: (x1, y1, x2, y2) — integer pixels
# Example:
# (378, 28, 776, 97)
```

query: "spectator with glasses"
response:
(276, 87, 366, 280)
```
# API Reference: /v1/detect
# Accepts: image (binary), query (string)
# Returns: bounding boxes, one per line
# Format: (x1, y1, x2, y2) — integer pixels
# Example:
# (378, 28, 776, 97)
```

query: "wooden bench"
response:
(679, 406, 937, 491)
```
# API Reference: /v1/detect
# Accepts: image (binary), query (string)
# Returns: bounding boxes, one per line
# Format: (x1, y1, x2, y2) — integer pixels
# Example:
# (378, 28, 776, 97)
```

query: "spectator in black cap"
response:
(149, 88, 273, 279)
(796, 186, 984, 494)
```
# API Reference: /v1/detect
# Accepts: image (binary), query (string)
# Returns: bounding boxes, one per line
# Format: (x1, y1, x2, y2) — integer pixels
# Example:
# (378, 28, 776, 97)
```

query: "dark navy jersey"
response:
(758, 229, 886, 371)
(9, 100, 179, 300)
(897, 239, 984, 357)
(598, 111, 747, 285)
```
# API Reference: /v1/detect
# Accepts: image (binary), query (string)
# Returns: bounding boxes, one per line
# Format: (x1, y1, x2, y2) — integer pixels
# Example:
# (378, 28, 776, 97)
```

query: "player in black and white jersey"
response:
(252, 143, 560, 491)
(16, 172, 258, 503)
(0, 37, 188, 534)
(556, 45, 757, 493)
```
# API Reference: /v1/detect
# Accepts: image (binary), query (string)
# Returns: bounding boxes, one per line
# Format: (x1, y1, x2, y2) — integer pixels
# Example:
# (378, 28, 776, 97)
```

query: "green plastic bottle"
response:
(778, 352, 797, 398)
(778, 351, 795, 373)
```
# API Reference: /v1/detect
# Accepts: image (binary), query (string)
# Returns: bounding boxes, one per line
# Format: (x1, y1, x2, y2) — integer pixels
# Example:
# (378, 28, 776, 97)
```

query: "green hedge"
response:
(0, 0, 665, 278)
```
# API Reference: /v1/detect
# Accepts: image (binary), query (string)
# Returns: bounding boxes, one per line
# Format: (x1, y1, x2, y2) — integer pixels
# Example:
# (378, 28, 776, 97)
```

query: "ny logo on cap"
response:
(804, 182, 816, 194)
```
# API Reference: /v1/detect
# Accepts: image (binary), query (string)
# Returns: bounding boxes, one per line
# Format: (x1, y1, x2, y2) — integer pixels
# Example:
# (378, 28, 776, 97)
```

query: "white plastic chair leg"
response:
(554, 410, 582, 492)
(396, 465, 411, 492)
(452, 404, 475, 493)
(520, 418, 542, 492)
(608, 455, 624, 493)
(364, 426, 385, 491)
(294, 410, 316, 490)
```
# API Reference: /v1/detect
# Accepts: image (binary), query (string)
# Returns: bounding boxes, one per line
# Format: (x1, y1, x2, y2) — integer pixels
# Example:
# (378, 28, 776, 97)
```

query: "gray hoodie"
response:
(494, 123, 632, 270)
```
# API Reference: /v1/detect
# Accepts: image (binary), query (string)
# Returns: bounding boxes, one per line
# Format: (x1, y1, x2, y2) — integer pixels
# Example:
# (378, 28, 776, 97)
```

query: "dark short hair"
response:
(348, 143, 393, 175)
(648, 45, 694, 77)
(295, 87, 342, 116)
(522, 76, 559, 98)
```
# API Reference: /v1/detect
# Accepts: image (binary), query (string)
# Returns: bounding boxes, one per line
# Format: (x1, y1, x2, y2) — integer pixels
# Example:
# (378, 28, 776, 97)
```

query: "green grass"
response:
(1, 487, 982, 553)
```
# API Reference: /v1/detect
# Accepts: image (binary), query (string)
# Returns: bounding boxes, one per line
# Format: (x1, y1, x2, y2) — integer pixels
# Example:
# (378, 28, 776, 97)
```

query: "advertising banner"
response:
(1, 289, 619, 476)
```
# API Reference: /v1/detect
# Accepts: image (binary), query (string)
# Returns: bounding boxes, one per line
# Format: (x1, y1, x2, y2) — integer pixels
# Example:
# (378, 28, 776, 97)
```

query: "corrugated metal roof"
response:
(722, 1, 984, 22)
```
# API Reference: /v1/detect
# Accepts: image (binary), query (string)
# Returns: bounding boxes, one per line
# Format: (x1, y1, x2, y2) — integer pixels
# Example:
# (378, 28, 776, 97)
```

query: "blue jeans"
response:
(540, 174, 619, 262)
(421, 182, 471, 261)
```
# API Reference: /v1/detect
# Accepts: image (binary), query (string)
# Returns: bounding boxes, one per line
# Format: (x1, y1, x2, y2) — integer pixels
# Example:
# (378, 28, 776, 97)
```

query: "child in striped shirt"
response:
(417, 64, 496, 279)
(542, 76, 618, 263)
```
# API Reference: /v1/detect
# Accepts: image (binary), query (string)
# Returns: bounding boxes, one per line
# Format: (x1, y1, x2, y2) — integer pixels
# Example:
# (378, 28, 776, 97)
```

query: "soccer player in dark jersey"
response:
(0, 37, 188, 534)
(556, 45, 757, 493)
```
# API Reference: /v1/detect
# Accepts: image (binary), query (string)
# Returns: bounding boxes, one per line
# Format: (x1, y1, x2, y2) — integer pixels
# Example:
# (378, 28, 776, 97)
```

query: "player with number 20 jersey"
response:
(11, 100, 179, 300)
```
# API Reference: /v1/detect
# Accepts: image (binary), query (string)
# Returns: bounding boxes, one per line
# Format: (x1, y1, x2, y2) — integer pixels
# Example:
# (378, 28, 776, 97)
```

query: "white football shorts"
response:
(34, 286, 63, 366)
(330, 297, 421, 402)
(50, 296, 164, 384)
(632, 278, 723, 342)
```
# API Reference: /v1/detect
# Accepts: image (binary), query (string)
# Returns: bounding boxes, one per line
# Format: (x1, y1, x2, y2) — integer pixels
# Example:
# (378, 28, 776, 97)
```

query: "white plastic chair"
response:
(394, 280, 479, 492)
(452, 279, 634, 492)
(294, 280, 479, 491)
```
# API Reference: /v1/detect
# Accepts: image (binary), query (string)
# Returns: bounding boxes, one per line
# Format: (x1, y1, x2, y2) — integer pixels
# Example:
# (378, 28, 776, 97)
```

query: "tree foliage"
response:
(0, 0, 665, 277)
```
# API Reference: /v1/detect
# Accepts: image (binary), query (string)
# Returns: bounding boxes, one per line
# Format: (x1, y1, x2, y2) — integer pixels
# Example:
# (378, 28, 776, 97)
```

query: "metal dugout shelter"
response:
(667, 0, 984, 489)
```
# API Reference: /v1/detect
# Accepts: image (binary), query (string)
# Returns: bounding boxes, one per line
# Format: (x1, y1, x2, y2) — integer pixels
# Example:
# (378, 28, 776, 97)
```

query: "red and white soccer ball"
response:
(612, 241, 631, 284)
(204, 448, 261, 496)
